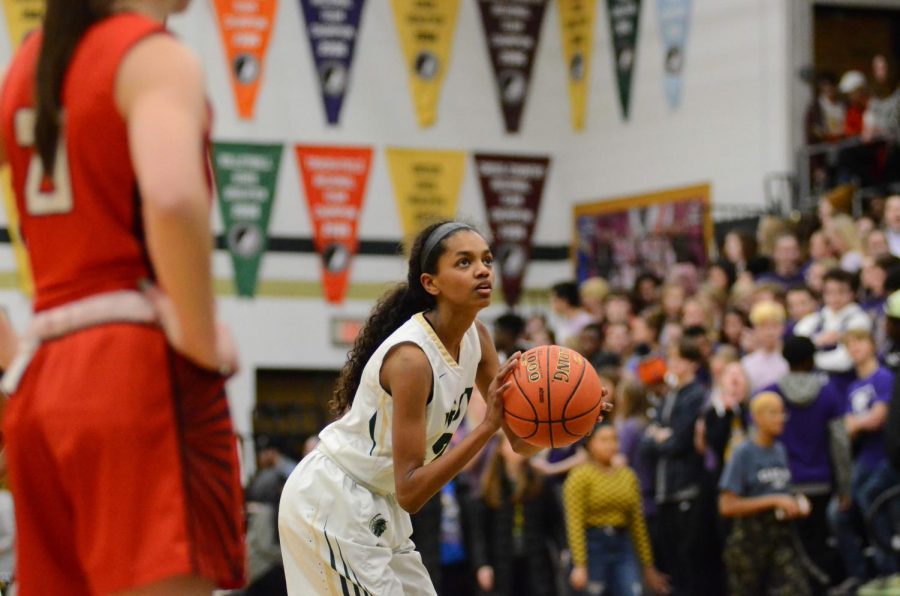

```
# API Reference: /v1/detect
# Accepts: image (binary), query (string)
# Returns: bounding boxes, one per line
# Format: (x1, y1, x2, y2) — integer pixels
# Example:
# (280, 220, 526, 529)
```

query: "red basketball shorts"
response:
(3, 323, 245, 595)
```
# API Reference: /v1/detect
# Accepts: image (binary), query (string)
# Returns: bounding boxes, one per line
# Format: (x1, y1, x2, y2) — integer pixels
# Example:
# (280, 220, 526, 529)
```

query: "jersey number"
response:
(14, 108, 73, 216)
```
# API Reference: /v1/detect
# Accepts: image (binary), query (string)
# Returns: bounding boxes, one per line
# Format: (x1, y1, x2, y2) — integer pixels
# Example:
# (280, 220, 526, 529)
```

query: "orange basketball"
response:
(503, 345, 604, 448)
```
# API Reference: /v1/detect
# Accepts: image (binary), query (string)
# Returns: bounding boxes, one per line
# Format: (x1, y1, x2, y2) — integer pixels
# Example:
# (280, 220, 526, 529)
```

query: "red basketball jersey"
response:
(0, 14, 167, 312)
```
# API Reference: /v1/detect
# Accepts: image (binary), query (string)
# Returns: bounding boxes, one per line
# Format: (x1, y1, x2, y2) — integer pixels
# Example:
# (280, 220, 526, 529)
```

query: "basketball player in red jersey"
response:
(0, 1, 244, 594)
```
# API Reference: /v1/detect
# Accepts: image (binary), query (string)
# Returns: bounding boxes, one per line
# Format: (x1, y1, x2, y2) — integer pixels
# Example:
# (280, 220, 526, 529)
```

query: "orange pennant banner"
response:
(296, 146, 373, 304)
(212, 0, 277, 119)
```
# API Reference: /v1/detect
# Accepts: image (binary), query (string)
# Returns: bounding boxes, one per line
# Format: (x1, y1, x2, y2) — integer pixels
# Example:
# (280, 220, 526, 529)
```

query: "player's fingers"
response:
(600, 401, 614, 411)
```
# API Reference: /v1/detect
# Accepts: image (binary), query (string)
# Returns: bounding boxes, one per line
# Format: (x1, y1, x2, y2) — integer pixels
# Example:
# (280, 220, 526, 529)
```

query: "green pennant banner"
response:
(607, 0, 642, 119)
(211, 142, 282, 297)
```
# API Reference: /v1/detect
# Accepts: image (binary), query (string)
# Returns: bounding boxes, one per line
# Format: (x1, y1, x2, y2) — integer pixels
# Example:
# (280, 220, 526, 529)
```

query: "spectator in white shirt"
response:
(793, 268, 871, 375)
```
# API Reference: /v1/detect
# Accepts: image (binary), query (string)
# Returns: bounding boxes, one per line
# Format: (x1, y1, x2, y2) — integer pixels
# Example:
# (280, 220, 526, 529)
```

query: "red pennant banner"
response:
(296, 146, 373, 304)
(474, 153, 550, 306)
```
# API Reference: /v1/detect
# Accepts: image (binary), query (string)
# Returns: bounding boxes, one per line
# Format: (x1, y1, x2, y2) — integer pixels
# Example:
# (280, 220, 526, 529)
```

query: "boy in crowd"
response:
(741, 301, 789, 393)
(719, 392, 811, 596)
(757, 232, 806, 290)
(829, 328, 898, 594)
(640, 337, 712, 595)
(785, 284, 820, 336)
(493, 313, 528, 361)
(793, 268, 871, 393)
(760, 335, 850, 589)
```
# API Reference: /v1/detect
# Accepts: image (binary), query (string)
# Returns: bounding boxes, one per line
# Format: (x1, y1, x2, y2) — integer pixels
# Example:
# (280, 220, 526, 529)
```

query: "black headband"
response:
(420, 222, 473, 271)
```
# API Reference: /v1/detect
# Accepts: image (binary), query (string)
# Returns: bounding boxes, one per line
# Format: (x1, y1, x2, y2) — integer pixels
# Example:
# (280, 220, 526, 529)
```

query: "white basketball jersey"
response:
(318, 313, 482, 495)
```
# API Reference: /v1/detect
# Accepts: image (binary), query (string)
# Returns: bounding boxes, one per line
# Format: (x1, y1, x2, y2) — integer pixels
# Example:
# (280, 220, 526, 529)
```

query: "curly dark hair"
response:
(330, 221, 479, 414)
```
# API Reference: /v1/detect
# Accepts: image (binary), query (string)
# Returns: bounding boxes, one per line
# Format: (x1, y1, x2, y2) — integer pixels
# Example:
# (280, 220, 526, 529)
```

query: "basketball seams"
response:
(510, 365, 539, 438)
(560, 361, 591, 437)
(546, 345, 554, 448)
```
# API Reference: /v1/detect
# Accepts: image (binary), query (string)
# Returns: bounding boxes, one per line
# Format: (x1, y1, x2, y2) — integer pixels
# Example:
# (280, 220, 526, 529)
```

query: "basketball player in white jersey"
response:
(279, 222, 610, 595)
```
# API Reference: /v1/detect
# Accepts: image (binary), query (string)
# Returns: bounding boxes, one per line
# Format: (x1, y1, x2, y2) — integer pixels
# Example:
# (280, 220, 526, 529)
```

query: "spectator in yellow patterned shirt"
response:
(563, 422, 670, 595)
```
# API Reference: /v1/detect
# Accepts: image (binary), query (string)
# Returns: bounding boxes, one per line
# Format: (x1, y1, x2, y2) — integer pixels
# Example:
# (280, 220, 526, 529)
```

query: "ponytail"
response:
(34, 0, 108, 176)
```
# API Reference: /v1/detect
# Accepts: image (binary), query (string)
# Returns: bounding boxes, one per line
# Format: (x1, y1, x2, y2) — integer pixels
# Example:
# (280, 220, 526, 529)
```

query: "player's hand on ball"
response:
(596, 384, 614, 423)
(482, 352, 520, 432)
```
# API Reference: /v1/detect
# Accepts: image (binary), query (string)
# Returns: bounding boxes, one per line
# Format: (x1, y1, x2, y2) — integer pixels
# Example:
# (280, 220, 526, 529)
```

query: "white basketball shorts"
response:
(278, 448, 437, 596)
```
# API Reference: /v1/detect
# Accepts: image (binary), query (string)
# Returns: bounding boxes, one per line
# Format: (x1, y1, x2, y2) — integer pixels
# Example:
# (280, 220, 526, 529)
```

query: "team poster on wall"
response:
(557, 0, 597, 131)
(474, 153, 550, 307)
(657, 0, 691, 109)
(573, 184, 711, 289)
(391, 0, 461, 128)
(607, 0, 642, 119)
(211, 0, 277, 120)
(298, 0, 367, 126)
(211, 142, 283, 297)
(386, 148, 465, 244)
(295, 145, 373, 304)
(476, 0, 548, 134)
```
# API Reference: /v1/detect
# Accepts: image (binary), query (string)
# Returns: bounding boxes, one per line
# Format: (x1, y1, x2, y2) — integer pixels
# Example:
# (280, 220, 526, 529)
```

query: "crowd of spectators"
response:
(805, 54, 900, 193)
(402, 193, 900, 596)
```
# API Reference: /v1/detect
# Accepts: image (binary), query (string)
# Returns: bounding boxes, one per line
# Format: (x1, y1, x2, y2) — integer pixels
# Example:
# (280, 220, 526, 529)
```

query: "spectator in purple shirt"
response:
(760, 335, 850, 591)
(828, 328, 899, 592)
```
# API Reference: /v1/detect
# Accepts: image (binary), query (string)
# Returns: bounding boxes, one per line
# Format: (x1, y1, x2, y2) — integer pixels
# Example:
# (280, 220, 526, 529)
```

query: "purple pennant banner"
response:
(476, 0, 549, 134)
(299, 0, 367, 125)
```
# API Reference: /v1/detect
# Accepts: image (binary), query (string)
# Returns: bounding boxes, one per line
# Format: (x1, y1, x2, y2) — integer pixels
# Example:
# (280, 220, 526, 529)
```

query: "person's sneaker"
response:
(828, 577, 863, 596)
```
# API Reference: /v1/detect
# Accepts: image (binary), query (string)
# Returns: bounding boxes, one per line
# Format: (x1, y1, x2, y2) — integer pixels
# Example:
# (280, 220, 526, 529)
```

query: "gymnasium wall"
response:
(0, 0, 792, 442)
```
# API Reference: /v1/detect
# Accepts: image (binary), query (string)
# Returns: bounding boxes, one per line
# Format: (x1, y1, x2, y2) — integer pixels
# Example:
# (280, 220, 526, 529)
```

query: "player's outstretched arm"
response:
(116, 35, 221, 371)
(388, 343, 516, 513)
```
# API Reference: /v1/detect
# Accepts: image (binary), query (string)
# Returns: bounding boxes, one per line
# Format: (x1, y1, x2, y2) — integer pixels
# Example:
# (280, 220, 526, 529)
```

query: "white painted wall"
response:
(0, 0, 794, 444)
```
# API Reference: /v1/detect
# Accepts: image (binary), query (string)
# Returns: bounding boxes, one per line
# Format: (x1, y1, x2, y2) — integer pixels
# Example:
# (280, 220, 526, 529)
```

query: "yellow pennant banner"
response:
(557, 0, 596, 131)
(386, 148, 465, 245)
(1, 0, 43, 50)
(391, 0, 460, 128)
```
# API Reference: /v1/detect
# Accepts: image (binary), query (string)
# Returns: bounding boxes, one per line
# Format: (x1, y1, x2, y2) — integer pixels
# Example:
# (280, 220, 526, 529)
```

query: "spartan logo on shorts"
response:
(369, 514, 387, 538)
(233, 53, 260, 84)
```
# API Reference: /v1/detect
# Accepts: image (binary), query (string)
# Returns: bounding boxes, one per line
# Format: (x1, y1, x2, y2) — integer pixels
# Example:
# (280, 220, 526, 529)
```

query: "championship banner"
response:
(474, 153, 549, 307)
(476, 0, 548, 134)
(298, 0, 366, 126)
(211, 142, 282, 297)
(212, 0, 277, 120)
(1, 0, 43, 49)
(391, 0, 460, 128)
(573, 184, 711, 289)
(607, 0, 642, 119)
(557, 0, 597, 131)
(0, 0, 42, 295)
(295, 145, 372, 304)
(657, 0, 690, 109)
(386, 148, 465, 242)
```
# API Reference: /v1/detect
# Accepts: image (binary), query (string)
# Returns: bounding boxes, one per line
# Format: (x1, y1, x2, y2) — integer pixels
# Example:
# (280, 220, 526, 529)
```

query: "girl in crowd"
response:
(564, 422, 670, 595)
(469, 436, 566, 596)
(279, 221, 613, 595)
(0, 1, 244, 593)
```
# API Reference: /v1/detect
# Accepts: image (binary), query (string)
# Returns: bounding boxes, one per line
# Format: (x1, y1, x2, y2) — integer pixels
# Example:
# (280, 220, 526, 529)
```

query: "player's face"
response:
(425, 231, 494, 309)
